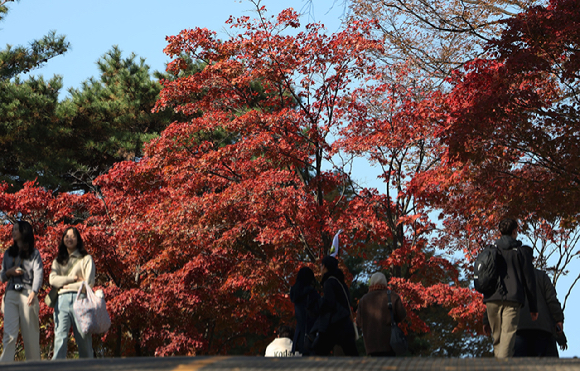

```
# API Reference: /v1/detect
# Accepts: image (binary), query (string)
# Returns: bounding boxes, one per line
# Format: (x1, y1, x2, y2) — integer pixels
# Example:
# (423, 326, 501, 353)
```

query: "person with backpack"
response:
(480, 218, 538, 358)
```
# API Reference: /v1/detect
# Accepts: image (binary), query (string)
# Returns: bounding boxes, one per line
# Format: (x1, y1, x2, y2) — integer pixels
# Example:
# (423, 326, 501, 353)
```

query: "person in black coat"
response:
(290, 267, 320, 355)
(310, 256, 358, 356)
(513, 247, 565, 357)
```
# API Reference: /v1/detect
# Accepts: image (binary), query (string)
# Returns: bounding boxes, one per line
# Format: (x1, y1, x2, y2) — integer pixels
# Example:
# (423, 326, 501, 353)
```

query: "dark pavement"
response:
(1, 356, 579, 371)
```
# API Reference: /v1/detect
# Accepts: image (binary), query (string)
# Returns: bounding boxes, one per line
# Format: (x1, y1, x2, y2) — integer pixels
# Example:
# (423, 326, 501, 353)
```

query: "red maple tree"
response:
(439, 0, 580, 218)
(414, 0, 580, 317)
(1, 4, 488, 356)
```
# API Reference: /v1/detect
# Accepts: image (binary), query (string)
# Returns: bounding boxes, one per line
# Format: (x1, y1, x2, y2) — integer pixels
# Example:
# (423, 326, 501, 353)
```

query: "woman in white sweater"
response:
(49, 226, 95, 359)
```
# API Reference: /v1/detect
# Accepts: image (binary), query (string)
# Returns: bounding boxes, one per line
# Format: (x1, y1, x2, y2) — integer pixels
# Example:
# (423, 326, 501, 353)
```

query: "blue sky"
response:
(1, 0, 346, 96)
(2, 0, 578, 357)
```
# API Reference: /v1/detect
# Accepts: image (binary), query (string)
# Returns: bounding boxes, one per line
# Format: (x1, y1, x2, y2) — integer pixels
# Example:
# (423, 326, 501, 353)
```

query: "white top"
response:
(264, 337, 300, 357)
(49, 251, 95, 294)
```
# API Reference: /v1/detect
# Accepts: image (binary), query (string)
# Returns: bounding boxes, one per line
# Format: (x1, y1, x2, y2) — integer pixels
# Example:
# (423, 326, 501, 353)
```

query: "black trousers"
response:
(514, 329, 559, 357)
(312, 318, 358, 356)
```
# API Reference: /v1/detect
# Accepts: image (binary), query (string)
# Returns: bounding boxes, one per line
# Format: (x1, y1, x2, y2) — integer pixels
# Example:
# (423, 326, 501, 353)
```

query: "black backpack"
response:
(474, 243, 501, 295)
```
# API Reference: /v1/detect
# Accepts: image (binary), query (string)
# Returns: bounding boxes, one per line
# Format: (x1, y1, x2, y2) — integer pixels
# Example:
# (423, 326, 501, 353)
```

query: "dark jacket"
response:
(290, 283, 320, 354)
(356, 287, 406, 355)
(310, 270, 358, 356)
(483, 235, 538, 313)
(518, 269, 564, 334)
(316, 271, 351, 333)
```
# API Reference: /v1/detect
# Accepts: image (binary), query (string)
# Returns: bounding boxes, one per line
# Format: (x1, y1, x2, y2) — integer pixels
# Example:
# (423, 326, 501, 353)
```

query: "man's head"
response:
(499, 218, 518, 236)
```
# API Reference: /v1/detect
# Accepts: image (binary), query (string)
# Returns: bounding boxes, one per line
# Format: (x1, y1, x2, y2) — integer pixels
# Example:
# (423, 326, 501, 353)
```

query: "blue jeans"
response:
(52, 292, 93, 359)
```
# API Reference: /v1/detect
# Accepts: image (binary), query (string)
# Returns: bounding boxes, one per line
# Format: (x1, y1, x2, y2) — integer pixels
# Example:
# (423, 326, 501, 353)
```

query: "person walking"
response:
(512, 247, 565, 357)
(483, 218, 538, 358)
(290, 267, 320, 356)
(49, 226, 96, 359)
(356, 272, 406, 356)
(309, 256, 358, 356)
(0, 220, 43, 362)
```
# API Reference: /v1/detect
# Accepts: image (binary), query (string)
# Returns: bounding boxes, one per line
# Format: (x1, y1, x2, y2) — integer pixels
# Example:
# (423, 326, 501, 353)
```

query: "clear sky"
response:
(1, 0, 346, 96)
(2, 0, 578, 357)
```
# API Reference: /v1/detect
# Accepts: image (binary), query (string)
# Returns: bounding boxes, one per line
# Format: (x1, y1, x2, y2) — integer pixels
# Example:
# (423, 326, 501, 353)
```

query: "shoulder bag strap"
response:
(329, 276, 353, 318)
(387, 290, 396, 325)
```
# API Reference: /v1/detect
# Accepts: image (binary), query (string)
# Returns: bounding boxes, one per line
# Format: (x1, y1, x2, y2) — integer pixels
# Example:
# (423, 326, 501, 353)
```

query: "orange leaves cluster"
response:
(432, 0, 580, 232)
(0, 2, 509, 354)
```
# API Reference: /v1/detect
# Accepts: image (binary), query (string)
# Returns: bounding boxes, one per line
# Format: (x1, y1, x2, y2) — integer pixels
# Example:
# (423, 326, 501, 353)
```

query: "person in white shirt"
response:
(265, 326, 299, 357)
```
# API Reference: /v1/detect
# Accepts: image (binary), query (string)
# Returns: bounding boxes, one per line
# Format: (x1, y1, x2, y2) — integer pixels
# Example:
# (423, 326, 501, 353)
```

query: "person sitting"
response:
(265, 326, 297, 357)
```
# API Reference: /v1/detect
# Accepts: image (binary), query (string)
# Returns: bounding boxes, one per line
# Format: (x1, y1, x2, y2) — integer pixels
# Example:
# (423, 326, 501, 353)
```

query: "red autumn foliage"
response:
(437, 0, 580, 222)
(0, 5, 496, 357)
(413, 0, 580, 316)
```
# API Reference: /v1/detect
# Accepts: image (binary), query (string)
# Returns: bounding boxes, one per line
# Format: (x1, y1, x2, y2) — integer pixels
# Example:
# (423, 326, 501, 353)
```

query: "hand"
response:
(7, 266, 23, 277)
(483, 324, 491, 336)
(556, 322, 563, 334)
(27, 291, 37, 306)
(560, 343, 568, 351)
(530, 312, 538, 321)
(64, 276, 83, 289)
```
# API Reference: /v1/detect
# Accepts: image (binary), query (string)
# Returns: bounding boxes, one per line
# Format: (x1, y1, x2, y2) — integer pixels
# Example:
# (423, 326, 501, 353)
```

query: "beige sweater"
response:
(49, 250, 95, 294)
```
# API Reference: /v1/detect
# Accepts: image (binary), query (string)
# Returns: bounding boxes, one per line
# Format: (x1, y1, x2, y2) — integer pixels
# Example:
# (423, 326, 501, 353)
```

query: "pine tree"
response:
(0, 1, 69, 80)
(60, 46, 174, 190)
(0, 75, 68, 190)
(0, 45, 175, 192)
(0, 0, 71, 190)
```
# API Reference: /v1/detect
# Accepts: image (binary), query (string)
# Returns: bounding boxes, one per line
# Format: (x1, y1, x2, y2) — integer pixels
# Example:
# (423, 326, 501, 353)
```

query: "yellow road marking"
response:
(173, 356, 229, 371)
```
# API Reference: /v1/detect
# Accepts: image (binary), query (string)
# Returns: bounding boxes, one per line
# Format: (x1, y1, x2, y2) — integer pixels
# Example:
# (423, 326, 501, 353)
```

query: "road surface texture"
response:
(1, 356, 579, 371)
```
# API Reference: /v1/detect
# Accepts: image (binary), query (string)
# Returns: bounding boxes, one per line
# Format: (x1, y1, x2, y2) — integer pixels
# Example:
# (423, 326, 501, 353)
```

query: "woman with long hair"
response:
(0, 220, 43, 361)
(49, 226, 95, 359)
(290, 266, 320, 355)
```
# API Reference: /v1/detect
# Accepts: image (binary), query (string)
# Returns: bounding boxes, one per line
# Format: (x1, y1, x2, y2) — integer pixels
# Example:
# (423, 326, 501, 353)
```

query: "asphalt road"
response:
(1, 356, 580, 371)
